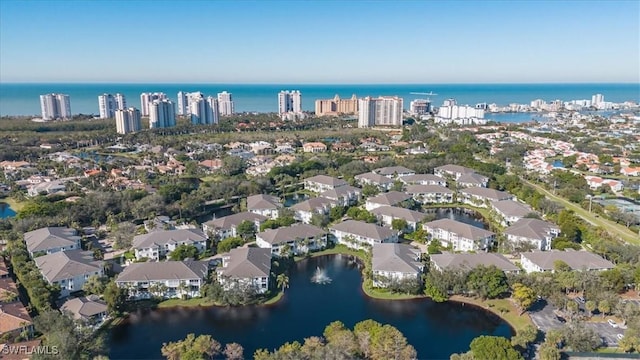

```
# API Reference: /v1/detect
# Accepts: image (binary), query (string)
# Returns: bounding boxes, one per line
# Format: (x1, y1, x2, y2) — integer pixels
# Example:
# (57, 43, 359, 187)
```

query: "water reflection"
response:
(110, 255, 512, 359)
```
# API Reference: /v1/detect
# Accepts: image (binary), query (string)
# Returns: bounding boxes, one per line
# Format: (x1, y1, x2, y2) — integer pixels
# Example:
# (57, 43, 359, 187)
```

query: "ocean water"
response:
(0, 83, 638, 117)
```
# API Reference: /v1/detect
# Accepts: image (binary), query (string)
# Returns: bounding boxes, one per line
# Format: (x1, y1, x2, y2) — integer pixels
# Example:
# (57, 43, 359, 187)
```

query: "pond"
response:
(283, 193, 310, 207)
(109, 255, 512, 359)
(426, 207, 488, 229)
(0, 202, 16, 219)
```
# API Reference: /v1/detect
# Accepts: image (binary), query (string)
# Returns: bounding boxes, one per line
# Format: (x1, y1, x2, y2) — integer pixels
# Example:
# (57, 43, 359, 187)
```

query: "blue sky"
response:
(1, 0, 638, 83)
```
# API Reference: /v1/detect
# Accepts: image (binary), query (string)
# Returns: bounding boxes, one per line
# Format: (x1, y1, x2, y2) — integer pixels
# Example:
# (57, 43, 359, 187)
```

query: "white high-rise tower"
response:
(140, 92, 167, 116)
(98, 94, 116, 119)
(217, 91, 234, 116)
(115, 108, 141, 134)
(40, 93, 71, 120)
(149, 99, 176, 129)
(358, 96, 403, 128)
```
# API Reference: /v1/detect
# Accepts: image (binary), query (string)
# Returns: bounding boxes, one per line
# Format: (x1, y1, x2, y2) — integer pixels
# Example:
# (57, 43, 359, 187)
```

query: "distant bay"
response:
(0, 83, 638, 118)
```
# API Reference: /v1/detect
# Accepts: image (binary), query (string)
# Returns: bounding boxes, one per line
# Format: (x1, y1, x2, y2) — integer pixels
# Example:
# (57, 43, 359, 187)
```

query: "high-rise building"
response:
(357, 96, 403, 128)
(177, 91, 189, 115)
(217, 91, 234, 116)
(278, 90, 302, 115)
(140, 92, 167, 116)
(591, 94, 604, 107)
(315, 94, 359, 116)
(149, 99, 176, 129)
(437, 99, 484, 119)
(409, 99, 431, 115)
(98, 94, 116, 119)
(189, 93, 219, 125)
(115, 107, 142, 134)
(40, 93, 71, 120)
(115, 93, 127, 110)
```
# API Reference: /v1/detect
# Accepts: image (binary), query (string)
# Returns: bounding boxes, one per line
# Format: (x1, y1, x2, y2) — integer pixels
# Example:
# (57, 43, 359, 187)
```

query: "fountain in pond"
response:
(311, 267, 331, 284)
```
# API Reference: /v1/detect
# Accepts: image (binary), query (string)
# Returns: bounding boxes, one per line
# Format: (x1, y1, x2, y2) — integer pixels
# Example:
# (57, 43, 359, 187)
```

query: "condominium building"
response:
(437, 99, 484, 119)
(358, 96, 403, 128)
(409, 99, 430, 115)
(98, 93, 126, 119)
(315, 94, 358, 116)
(140, 92, 167, 116)
(189, 93, 219, 125)
(40, 93, 71, 120)
(278, 90, 302, 115)
(177, 91, 189, 115)
(217, 91, 234, 116)
(115, 107, 142, 134)
(148, 99, 176, 129)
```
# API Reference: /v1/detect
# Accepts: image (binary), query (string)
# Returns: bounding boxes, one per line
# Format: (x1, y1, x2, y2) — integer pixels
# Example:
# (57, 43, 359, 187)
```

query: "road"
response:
(524, 180, 640, 245)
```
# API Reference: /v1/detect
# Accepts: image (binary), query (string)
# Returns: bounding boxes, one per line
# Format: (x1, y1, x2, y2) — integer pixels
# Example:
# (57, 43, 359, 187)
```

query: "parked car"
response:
(556, 316, 567, 323)
(608, 319, 618, 328)
(576, 296, 585, 304)
(617, 334, 624, 340)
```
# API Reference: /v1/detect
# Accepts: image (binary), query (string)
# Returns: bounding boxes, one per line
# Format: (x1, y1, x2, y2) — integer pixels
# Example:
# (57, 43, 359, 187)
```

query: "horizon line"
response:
(1, 81, 639, 85)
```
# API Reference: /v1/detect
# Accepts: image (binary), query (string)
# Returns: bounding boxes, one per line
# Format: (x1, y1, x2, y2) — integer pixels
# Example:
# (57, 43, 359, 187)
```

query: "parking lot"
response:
(529, 299, 626, 347)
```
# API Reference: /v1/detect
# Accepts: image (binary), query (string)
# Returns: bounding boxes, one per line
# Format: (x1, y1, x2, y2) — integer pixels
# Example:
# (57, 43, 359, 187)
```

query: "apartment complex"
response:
(115, 107, 142, 134)
(278, 90, 302, 116)
(217, 91, 234, 116)
(148, 99, 176, 128)
(40, 93, 71, 120)
(358, 96, 403, 128)
(315, 94, 358, 116)
(98, 93, 126, 119)
(139, 92, 167, 116)
(188, 92, 219, 125)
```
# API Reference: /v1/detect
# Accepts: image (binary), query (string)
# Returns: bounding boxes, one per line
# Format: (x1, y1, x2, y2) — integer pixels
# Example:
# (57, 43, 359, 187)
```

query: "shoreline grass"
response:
(449, 295, 533, 333)
(0, 197, 25, 212)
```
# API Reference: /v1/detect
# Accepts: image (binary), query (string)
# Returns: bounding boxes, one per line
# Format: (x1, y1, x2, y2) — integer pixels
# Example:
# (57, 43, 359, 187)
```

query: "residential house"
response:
(144, 215, 176, 232)
(0, 301, 34, 340)
(365, 191, 412, 211)
(24, 227, 82, 257)
(34, 250, 103, 298)
(0, 161, 30, 172)
(491, 200, 535, 226)
(302, 142, 327, 153)
(132, 229, 208, 261)
(456, 173, 489, 188)
(520, 250, 614, 274)
(430, 252, 520, 273)
(585, 176, 624, 192)
(246, 194, 283, 220)
(372, 166, 416, 179)
(319, 185, 362, 206)
(256, 224, 327, 256)
(330, 220, 398, 250)
(405, 185, 454, 204)
(459, 187, 514, 208)
(372, 243, 423, 288)
(423, 219, 495, 252)
(304, 175, 348, 193)
(291, 197, 337, 224)
(116, 260, 209, 299)
(354, 172, 394, 191)
(61, 295, 108, 326)
(202, 212, 267, 240)
(27, 180, 66, 197)
(216, 247, 271, 294)
(370, 206, 429, 232)
(621, 167, 640, 177)
(434, 164, 477, 180)
(399, 174, 447, 187)
(504, 218, 561, 251)
(199, 159, 223, 173)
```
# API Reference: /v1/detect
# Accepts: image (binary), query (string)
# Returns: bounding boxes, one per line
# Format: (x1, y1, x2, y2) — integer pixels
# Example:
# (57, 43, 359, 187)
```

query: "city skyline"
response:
(1, 1, 638, 84)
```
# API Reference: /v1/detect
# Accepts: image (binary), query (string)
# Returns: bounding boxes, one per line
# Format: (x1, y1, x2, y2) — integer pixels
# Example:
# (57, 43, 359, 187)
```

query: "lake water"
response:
(109, 255, 512, 359)
(0, 202, 16, 219)
(427, 207, 488, 229)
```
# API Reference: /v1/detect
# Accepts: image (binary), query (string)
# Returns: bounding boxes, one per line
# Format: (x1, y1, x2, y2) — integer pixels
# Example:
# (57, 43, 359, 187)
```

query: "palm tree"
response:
(276, 273, 289, 293)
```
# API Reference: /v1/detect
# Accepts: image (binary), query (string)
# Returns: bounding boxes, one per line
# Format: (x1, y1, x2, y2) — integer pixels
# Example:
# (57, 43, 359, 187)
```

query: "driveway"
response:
(529, 300, 626, 347)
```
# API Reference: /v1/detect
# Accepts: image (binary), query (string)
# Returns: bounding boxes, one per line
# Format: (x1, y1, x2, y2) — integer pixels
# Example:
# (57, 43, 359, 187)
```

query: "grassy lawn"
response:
(525, 180, 640, 245)
(157, 297, 216, 308)
(362, 285, 424, 300)
(263, 290, 284, 305)
(200, 175, 224, 183)
(450, 295, 533, 333)
(1, 197, 25, 212)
